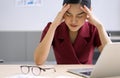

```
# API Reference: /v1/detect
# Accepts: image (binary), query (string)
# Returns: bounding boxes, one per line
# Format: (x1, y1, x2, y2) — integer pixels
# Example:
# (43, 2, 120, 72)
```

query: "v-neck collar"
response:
(55, 22, 91, 63)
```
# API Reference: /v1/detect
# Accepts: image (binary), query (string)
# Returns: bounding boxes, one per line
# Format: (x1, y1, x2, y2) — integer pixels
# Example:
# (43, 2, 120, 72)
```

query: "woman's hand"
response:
(52, 4, 70, 28)
(81, 5, 102, 27)
(81, 5, 112, 52)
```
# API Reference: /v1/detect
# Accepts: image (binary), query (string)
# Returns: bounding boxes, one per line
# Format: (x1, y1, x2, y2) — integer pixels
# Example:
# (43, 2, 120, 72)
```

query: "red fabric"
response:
(41, 22, 101, 64)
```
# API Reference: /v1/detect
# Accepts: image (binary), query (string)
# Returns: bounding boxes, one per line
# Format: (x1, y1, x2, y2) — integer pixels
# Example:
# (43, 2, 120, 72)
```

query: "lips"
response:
(70, 24, 78, 27)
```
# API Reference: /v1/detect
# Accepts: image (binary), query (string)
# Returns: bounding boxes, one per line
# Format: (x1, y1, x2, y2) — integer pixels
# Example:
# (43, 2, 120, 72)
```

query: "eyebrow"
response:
(66, 11, 71, 14)
(66, 11, 85, 15)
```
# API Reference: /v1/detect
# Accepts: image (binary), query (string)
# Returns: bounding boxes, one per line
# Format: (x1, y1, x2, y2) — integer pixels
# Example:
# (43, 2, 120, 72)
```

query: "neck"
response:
(69, 31, 78, 44)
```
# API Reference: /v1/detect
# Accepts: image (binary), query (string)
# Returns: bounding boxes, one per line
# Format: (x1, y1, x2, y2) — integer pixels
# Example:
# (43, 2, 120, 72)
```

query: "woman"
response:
(34, 0, 112, 65)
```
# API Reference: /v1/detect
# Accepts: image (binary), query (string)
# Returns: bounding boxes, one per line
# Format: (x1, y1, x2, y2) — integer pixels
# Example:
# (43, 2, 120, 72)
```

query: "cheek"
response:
(82, 14, 87, 20)
(77, 17, 87, 26)
(78, 16, 87, 22)
(64, 17, 71, 23)
(64, 20, 70, 27)
(79, 15, 87, 22)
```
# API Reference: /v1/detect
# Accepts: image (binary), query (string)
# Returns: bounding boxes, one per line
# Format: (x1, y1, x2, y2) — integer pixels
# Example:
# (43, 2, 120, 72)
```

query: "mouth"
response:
(70, 24, 78, 27)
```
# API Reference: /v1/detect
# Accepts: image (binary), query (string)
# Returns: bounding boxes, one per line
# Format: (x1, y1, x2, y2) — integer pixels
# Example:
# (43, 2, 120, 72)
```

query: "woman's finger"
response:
(80, 5, 91, 15)
(62, 4, 70, 13)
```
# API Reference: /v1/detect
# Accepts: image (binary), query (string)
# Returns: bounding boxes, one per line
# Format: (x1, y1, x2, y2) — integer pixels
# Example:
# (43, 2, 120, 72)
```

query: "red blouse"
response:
(41, 22, 101, 64)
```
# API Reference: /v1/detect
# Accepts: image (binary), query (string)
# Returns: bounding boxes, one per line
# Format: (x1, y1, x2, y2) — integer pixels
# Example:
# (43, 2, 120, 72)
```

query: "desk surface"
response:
(0, 64, 120, 78)
(0, 64, 93, 78)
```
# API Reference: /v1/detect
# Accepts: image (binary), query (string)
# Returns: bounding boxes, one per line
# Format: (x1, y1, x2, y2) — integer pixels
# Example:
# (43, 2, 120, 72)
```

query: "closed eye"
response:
(77, 15, 83, 18)
(65, 11, 72, 16)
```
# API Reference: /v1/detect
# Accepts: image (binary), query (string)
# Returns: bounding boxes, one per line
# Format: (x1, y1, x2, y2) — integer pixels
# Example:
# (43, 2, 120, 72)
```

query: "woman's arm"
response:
(94, 23, 112, 52)
(81, 5, 112, 52)
(34, 4, 70, 65)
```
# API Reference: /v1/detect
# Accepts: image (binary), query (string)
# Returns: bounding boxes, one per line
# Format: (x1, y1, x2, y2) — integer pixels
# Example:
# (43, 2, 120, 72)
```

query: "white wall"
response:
(0, 0, 62, 31)
(0, 0, 120, 31)
(92, 0, 120, 31)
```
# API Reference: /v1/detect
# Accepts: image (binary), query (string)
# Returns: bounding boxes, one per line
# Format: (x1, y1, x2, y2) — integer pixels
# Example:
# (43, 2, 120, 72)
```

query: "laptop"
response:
(67, 43, 120, 78)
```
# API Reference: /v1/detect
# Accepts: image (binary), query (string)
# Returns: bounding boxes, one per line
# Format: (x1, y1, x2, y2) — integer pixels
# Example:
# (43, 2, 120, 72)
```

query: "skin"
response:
(34, 4, 112, 65)
(64, 4, 87, 43)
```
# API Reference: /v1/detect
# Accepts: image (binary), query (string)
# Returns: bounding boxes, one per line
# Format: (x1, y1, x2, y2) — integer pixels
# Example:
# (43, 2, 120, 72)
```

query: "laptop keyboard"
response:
(80, 71, 92, 76)
(79, 68, 93, 76)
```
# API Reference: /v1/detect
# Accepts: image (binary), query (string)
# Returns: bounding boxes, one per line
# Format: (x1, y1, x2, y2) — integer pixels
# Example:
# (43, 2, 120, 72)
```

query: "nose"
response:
(71, 17, 77, 24)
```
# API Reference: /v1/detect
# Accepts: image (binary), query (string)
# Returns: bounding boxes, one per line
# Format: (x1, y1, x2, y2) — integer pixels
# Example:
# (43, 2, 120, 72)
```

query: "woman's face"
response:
(64, 4, 87, 32)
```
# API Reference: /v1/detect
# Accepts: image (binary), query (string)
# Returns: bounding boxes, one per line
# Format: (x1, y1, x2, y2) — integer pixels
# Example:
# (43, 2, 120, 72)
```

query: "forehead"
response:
(68, 4, 83, 13)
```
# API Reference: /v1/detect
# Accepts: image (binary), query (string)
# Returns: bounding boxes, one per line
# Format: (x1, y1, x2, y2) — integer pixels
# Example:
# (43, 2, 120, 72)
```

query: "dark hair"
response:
(63, 0, 91, 9)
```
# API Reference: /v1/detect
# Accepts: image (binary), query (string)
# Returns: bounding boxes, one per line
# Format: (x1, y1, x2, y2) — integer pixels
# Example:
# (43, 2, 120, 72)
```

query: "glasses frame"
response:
(20, 65, 56, 76)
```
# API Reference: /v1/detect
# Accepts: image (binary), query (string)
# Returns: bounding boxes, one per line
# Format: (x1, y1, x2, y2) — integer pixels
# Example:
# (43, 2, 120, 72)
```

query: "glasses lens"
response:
(21, 66, 29, 74)
(32, 67, 41, 75)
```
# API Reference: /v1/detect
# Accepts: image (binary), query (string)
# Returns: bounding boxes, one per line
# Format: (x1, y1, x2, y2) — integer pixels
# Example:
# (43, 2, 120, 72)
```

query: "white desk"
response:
(0, 64, 93, 78)
(1, 64, 120, 78)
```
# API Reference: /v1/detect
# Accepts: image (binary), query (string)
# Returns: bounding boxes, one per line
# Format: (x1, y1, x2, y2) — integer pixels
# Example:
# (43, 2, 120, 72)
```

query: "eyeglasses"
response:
(20, 65, 56, 76)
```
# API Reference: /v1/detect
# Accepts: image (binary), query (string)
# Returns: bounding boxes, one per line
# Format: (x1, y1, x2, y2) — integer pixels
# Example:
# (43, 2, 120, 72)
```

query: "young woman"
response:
(34, 0, 112, 65)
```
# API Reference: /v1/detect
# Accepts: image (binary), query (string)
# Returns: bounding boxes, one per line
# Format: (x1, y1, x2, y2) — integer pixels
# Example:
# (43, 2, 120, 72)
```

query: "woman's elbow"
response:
(34, 54, 44, 65)
(34, 57, 45, 65)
